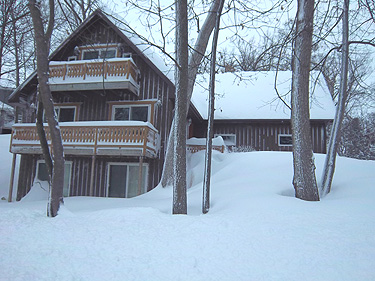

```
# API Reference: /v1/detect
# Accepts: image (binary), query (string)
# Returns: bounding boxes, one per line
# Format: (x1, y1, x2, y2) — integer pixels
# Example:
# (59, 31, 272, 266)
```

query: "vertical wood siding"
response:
(194, 121, 328, 153)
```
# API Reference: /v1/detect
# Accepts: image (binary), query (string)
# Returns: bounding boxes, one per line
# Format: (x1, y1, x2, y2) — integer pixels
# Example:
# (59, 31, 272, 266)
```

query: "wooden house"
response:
(190, 71, 335, 153)
(8, 10, 335, 201)
(8, 10, 179, 200)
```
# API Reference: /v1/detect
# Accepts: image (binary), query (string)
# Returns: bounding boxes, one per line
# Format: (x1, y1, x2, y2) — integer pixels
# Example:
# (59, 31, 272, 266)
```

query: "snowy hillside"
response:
(0, 134, 375, 280)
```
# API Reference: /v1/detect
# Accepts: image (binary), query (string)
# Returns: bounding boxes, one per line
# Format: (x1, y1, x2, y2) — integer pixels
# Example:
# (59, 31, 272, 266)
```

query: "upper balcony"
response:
(48, 58, 140, 95)
(10, 121, 159, 158)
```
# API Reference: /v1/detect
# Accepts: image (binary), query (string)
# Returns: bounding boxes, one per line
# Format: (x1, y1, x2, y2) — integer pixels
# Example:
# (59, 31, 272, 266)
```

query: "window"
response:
(107, 163, 148, 198)
(215, 134, 236, 146)
(112, 105, 149, 122)
(43, 106, 77, 123)
(55, 106, 76, 122)
(82, 48, 117, 60)
(36, 161, 72, 197)
(278, 134, 293, 146)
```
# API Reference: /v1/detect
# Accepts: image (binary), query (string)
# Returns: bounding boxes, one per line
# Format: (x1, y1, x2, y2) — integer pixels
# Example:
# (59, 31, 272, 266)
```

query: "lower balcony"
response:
(10, 121, 160, 158)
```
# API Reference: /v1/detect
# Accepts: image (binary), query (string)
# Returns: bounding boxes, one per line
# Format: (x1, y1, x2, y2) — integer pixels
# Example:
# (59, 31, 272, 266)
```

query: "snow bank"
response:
(1, 138, 375, 280)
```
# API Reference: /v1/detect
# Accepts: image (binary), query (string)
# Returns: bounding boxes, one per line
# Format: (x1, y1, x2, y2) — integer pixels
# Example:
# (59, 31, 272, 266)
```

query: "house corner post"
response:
(138, 156, 144, 195)
(8, 153, 17, 202)
(89, 155, 96, 196)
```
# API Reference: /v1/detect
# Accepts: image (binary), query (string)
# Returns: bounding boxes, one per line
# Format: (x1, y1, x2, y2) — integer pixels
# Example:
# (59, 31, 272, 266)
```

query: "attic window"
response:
(112, 105, 149, 122)
(82, 48, 117, 60)
(278, 134, 293, 146)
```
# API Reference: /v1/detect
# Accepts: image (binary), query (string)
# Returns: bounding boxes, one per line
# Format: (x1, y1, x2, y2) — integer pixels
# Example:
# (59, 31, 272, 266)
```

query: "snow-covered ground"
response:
(0, 134, 374, 280)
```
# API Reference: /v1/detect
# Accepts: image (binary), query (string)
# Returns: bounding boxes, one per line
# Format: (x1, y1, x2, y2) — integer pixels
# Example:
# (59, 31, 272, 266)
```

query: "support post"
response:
(8, 154, 17, 202)
(138, 156, 144, 195)
(89, 155, 96, 196)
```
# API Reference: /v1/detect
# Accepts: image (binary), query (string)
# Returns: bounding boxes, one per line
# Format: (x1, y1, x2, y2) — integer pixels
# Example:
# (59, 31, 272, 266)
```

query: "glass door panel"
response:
(108, 165, 127, 197)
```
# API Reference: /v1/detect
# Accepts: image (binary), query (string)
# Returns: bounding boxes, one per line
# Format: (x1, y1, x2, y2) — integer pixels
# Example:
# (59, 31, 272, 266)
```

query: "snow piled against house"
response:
(1, 134, 375, 280)
(192, 71, 336, 120)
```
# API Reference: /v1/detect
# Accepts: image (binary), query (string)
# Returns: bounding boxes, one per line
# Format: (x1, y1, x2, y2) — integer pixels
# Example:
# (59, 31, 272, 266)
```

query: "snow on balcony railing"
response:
(10, 121, 159, 158)
(186, 137, 225, 153)
(49, 58, 139, 86)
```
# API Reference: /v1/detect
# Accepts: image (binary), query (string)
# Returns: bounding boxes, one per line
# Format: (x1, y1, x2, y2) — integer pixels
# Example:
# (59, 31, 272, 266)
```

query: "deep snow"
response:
(0, 134, 374, 280)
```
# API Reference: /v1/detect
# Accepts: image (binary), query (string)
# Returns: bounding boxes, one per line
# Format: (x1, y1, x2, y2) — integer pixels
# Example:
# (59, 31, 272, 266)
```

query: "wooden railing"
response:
(49, 58, 139, 82)
(186, 144, 225, 154)
(186, 137, 225, 154)
(10, 122, 159, 158)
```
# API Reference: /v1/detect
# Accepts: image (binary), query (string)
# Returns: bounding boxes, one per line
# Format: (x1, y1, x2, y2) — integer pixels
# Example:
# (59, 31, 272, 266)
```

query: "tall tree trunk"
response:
(161, 0, 221, 187)
(35, 93, 53, 179)
(29, 0, 65, 217)
(172, 0, 188, 215)
(321, 0, 349, 196)
(202, 0, 224, 214)
(291, 0, 319, 201)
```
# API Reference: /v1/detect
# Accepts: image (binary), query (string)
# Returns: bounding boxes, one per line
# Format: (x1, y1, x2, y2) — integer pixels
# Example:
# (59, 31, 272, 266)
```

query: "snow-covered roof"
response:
(102, 10, 174, 82)
(192, 71, 336, 120)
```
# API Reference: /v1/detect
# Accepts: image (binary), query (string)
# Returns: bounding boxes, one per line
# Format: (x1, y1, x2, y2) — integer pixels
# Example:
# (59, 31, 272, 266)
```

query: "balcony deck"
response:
(10, 121, 159, 158)
(48, 58, 140, 94)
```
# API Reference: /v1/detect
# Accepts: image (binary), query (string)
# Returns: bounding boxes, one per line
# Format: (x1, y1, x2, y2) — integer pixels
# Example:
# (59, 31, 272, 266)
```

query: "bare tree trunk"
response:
(29, 0, 65, 217)
(161, 0, 221, 187)
(35, 93, 53, 179)
(321, 0, 349, 196)
(203, 0, 224, 214)
(172, 0, 188, 215)
(290, 0, 319, 201)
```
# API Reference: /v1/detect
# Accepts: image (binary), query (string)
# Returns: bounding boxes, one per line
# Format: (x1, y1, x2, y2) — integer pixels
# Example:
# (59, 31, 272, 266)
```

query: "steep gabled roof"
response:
(192, 71, 336, 121)
(9, 9, 174, 103)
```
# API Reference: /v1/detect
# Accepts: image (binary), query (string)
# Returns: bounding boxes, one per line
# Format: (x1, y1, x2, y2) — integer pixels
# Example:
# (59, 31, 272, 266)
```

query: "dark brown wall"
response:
(193, 120, 329, 153)
(16, 155, 36, 200)
(17, 155, 157, 199)
(67, 156, 157, 197)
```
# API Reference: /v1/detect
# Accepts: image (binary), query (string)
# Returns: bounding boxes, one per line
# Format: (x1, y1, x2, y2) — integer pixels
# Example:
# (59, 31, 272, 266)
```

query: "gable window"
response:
(82, 48, 117, 60)
(55, 106, 76, 122)
(215, 134, 236, 146)
(112, 105, 149, 122)
(107, 163, 148, 198)
(278, 134, 293, 146)
(36, 160, 72, 197)
(43, 105, 77, 123)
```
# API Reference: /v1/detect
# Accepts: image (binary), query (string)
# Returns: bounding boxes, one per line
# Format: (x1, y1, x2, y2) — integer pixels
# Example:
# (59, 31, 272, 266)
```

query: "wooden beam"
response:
(89, 155, 96, 196)
(8, 154, 17, 202)
(138, 156, 144, 195)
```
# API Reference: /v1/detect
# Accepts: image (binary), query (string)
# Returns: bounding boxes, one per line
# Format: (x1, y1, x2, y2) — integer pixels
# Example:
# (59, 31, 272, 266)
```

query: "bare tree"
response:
(28, 0, 65, 217)
(321, 0, 350, 196)
(161, 0, 222, 187)
(172, 0, 189, 215)
(0, 0, 32, 85)
(203, 0, 224, 214)
(290, 0, 319, 201)
(56, 0, 100, 31)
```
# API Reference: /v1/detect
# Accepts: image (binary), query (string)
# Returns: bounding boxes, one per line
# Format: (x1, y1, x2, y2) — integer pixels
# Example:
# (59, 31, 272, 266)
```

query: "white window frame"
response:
(36, 160, 72, 197)
(106, 162, 149, 198)
(54, 105, 77, 122)
(81, 47, 117, 60)
(278, 134, 293, 147)
(214, 133, 236, 146)
(111, 104, 151, 122)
